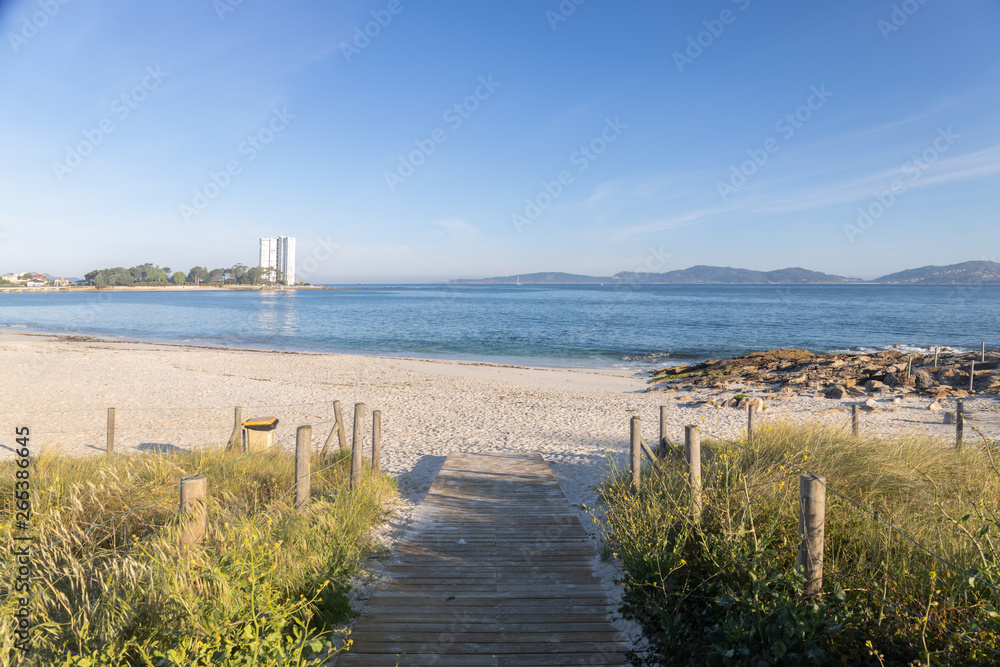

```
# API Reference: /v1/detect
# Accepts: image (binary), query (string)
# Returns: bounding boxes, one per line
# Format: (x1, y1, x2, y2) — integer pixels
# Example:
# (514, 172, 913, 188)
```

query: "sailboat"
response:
(515, 276, 522, 286)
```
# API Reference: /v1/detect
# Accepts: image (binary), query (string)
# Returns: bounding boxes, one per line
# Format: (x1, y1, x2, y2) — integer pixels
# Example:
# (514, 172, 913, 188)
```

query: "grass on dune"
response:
(0, 444, 397, 667)
(597, 421, 1000, 666)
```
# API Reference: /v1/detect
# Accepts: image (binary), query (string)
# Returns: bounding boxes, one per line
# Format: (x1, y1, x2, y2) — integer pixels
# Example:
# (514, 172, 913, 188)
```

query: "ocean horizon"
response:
(2, 283, 998, 370)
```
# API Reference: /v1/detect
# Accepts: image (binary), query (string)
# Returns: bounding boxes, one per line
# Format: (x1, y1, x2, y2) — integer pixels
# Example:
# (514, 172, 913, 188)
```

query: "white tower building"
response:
(259, 236, 295, 285)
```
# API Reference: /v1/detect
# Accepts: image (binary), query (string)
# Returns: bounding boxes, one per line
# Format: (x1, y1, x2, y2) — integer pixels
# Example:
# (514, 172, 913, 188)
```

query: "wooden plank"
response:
(336, 452, 627, 666)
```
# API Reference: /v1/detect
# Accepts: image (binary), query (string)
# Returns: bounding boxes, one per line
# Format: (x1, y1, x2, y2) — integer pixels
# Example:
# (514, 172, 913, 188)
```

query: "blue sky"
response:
(1, 0, 998, 282)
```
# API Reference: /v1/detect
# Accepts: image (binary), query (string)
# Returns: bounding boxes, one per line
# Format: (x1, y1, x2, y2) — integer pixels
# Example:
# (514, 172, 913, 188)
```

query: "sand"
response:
(4, 329, 999, 652)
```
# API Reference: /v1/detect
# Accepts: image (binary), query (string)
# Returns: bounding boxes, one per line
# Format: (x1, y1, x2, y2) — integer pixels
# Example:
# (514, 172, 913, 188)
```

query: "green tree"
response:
(171, 271, 186, 285)
(209, 268, 225, 284)
(229, 263, 248, 284)
(246, 266, 263, 285)
(186, 266, 209, 284)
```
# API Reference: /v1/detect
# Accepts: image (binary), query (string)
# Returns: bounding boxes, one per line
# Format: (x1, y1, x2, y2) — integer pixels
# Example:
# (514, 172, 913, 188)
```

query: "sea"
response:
(1, 284, 999, 370)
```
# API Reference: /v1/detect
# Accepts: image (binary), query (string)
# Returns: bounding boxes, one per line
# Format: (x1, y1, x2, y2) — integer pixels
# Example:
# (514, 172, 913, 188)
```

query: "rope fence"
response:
(624, 403, 1000, 657)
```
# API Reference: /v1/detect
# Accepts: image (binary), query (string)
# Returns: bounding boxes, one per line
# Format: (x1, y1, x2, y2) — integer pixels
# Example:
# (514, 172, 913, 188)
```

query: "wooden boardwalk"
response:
(337, 452, 628, 666)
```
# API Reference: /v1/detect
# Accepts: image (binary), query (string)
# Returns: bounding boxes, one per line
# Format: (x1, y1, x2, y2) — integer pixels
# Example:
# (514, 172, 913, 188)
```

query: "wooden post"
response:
(335, 400, 347, 450)
(747, 404, 757, 442)
(179, 475, 207, 547)
(372, 410, 382, 474)
(685, 425, 702, 522)
(798, 474, 826, 598)
(227, 406, 243, 451)
(320, 400, 346, 456)
(106, 407, 115, 455)
(851, 404, 859, 437)
(350, 402, 366, 490)
(982, 342, 986, 363)
(659, 405, 673, 455)
(295, 425, 311, 509)
(956, 399, 965, 449)
(934, 347, 939, 368)
(630, 417, 641, 492)
(969, 361, 976, 393)
(906, 355, 912, 379)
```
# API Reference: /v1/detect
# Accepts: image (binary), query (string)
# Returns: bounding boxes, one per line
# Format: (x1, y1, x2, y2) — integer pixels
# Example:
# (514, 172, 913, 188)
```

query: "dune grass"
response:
(0, 444, 396, 666)
(597, 421, 1000, 666)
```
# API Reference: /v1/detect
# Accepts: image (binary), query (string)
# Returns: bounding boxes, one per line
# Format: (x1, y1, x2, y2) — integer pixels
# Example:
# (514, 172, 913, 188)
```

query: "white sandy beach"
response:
(4, 329, 999, 645)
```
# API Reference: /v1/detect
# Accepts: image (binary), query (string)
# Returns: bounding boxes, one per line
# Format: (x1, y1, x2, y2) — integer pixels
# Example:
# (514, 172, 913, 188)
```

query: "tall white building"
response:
(259, 238, 278, 283)
(259, 236, 296, 285)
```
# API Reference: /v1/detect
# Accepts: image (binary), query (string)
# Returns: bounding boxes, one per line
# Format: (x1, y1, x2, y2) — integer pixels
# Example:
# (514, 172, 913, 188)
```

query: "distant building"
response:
(2, 273, 24, 283)
(259, 236, 296, 285)
(259, 238, 278, 283)
(53, 278, 70, 287)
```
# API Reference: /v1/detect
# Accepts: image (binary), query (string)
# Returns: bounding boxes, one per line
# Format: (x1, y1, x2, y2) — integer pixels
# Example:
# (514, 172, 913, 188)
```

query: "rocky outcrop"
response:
(647, 347, 999, 397)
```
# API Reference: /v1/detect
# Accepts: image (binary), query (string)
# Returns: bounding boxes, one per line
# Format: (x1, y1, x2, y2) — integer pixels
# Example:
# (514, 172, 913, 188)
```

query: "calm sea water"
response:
(1, 284, 998, 369)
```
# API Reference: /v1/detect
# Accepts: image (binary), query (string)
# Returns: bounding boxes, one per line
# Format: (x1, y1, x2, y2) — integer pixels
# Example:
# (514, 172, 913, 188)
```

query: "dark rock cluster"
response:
(647, 348, 1000, 398)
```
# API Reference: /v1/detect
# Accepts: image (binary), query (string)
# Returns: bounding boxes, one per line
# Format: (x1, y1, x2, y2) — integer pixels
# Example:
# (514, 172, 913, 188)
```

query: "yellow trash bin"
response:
(243, 417, 279, 452)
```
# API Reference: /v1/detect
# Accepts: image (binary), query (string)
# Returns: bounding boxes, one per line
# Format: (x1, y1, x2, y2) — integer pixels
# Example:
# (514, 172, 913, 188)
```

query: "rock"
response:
(737, 397, 765, 412)
(865, 380, 885, 392)
(824, 385, 847, 399)
(883, 372, 899, 387)
(944, 412, 955, 425)
(914, 370, 934, 390)
(892, 398, 902, 404)
(928, 402, 942, 411)
(864, 398, 879, 411)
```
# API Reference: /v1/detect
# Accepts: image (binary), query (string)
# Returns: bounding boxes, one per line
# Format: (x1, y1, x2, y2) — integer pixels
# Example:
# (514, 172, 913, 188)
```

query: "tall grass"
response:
(597, 422, 1000, 666)
(0, 446, 396, 666)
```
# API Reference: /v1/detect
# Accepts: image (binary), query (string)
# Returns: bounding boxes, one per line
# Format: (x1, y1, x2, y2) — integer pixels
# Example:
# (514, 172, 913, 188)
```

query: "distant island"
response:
(447, 261, 1000, 285)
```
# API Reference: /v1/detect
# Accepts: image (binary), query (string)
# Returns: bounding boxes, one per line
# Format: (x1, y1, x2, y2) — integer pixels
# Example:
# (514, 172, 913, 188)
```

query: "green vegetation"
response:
(1, 446, 396, 666)
(85, 263, 273, 288)
(597, 422, 1000, 665)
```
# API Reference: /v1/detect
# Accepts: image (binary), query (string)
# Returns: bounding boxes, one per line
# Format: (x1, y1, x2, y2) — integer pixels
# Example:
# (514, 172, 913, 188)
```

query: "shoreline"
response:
(0, 284, 328, 293)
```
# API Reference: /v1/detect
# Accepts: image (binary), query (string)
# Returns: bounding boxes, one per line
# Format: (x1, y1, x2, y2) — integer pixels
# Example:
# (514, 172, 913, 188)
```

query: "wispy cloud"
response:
(432, 217, 478, 237)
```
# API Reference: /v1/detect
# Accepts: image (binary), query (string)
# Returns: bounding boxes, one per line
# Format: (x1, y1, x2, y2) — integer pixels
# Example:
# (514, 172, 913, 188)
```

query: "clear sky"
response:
(1, 0, 998, 282)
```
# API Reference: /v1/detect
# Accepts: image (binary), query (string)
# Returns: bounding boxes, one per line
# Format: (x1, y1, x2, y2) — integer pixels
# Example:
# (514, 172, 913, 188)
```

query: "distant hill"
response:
(614, 265, 856, 284)
(873, 261, 1000, 284)
(449, 266, 855, 285)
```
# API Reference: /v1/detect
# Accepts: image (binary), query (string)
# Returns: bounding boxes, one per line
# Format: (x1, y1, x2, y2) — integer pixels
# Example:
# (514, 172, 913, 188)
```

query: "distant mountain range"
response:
(447, 261, 1000, 285)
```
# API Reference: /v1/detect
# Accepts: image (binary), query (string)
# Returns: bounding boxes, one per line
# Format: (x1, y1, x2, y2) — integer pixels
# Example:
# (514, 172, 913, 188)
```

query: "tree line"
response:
(84, 263, 285, 289)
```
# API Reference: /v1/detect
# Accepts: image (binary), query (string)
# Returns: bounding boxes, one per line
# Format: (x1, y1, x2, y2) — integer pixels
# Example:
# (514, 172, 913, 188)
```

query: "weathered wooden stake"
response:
(906, 355, 912, 378)
(747, 404, 757, 441)
(630, 416, 641, 492)
(983, 342, 987, 363)
(851, 404, 859, 437)
(350, 402, 366, 490)
(335, 400, 347, 450)
(956, 399, 965, 449)
(969, 361, 976, 393)
(934, 347, 940, 368)
(659, 405, 674, 455)
(227, 406, 243, 451)
(685, 425, 702, 522)
(179, 475, 207, 547)
(372, 410, 382, 474)
(106, 407, 115, 455)
(320, 400, 346, 456)
(798, 474, 827, 598)
(295, 425, 311, 509)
